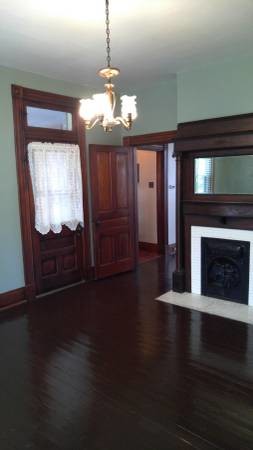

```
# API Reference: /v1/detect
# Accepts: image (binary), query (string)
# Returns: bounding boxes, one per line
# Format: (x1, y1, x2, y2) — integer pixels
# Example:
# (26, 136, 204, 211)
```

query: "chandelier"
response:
(79, 0, 137, 132)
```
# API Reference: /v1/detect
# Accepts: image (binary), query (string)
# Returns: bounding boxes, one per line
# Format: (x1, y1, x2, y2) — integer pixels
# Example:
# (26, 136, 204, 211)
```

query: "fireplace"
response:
(201, 237, 250, 304)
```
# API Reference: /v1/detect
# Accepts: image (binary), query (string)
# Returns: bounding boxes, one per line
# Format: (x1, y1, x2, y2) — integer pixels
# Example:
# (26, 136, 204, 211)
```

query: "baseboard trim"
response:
(0, 287, 27, 310)
(139, 241, 159, 253)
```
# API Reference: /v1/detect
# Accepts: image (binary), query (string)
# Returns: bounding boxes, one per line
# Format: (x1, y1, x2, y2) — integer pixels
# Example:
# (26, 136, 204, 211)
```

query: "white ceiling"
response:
(0, 0, 253, 88)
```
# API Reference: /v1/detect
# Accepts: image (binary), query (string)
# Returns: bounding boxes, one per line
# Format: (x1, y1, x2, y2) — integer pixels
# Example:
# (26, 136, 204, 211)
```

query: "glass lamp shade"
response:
(120, 95, 137, 120)
(92, 93, 109, 117)
(79, 98, 96, 121)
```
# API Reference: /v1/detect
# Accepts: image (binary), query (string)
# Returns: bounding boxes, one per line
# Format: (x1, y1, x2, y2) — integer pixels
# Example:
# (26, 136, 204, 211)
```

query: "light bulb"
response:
(79, 98, 96, 121)
(121, 95, 137, 120)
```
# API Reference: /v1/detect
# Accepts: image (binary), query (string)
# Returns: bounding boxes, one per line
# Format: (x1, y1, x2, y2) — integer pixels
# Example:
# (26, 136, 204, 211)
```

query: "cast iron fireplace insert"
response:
(201, 237, 250, 304)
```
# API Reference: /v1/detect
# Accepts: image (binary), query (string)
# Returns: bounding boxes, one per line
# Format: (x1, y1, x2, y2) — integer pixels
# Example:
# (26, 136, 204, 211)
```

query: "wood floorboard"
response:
(0, 255, 253, 449)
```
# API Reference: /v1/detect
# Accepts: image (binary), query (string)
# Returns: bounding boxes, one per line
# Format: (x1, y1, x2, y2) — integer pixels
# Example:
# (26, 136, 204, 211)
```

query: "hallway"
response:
(0, 256, 253, 450)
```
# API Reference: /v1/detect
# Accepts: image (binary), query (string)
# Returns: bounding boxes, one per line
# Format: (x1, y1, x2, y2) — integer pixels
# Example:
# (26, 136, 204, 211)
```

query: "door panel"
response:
(33, 225, 84, 294)
(96, 151, 114, 212)
(115, 152, 129, 209)
(90, 145, 137, 279)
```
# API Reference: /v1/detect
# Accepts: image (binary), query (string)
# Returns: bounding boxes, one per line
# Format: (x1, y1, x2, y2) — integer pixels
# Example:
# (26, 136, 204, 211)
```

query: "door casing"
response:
(12, 85, 92, 299)
(123, 132, 177, 255)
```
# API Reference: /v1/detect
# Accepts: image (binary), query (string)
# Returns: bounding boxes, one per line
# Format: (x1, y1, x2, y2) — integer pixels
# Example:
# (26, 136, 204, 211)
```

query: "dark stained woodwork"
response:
(12, 85, 91, 297)
(34, 227, 85, 293)
(123, 130, 177, 146)
(172, 112, 253, 292)
(12, 86, 36, 300)
(135, 144, 164, 151)
(156, 149, 168, 254)
(0, 287, 26, 309)
(124, 132, 176, 257)
(139, 241, 159, 252)
(90, 145, 137, 278)
(177, 111, 253, 138)
(183, 201, 253, 217)
(1, 256, 253, 450)
(173, 151, 185, 292)
(176, 133, 253, 152)
(176, 112, 253, 153)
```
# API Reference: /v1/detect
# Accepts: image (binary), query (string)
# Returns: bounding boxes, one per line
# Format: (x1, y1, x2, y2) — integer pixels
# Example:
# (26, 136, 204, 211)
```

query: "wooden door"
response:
(12, 85, 91, 298)
(32, 225, 85, 294)
(90, 145, 137, 278)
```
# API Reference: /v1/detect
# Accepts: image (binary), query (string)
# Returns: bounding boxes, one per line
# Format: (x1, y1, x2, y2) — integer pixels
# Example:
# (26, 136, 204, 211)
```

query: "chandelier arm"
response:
(111, 88, 116, 114)
(85, 116, 103, 130)
(115, 115, 132, 130)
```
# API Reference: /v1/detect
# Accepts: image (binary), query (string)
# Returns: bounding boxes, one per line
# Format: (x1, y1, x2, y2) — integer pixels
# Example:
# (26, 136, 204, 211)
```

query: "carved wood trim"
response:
(123, 130, 177, 146)
(172, 111, 253, 293)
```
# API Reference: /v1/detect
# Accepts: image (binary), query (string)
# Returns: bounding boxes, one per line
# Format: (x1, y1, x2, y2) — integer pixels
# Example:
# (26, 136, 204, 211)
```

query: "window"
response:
(28, 142, 84, 234)
(194, 158, 214, 194)
(26, 107, 72, 130)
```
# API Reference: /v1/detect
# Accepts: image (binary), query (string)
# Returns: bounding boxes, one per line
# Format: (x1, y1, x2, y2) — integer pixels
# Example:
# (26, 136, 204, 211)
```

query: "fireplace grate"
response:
(201, 237, 250, 304)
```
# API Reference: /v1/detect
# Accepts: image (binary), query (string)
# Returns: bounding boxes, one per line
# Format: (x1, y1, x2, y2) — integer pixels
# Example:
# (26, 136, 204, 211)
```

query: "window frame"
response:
(26, 105, 73, 131)
(183, 148, 253, 203)
(24, 99, 77, 142)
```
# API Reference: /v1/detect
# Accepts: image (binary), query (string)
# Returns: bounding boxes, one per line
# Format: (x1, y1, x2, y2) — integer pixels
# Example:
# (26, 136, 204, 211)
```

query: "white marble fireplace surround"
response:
(191, 226, 253, 306)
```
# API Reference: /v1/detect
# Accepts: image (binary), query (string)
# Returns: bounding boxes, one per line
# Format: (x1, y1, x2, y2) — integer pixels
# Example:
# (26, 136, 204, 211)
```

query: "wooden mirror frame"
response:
(172, 112, 253, 293)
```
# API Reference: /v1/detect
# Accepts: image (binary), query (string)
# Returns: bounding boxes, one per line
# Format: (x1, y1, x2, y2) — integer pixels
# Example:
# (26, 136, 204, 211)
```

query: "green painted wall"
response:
(3, 55, 253, 293)
(0, 65, 121, 293)
(121, 77, 177, 136)
(177, 56, 253, 123)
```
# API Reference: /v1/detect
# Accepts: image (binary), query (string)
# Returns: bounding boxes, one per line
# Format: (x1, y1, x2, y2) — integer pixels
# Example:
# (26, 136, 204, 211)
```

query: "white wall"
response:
(168, 143, 176, 245)
(137, 150, 157, 244)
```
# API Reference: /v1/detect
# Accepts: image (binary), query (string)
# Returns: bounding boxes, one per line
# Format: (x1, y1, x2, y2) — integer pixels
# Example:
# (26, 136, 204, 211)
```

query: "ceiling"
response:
(0, 0, 253, 88)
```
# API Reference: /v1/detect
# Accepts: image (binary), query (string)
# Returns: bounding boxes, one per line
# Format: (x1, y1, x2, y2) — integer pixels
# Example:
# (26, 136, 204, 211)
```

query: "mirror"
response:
(194, 155, 253, 195)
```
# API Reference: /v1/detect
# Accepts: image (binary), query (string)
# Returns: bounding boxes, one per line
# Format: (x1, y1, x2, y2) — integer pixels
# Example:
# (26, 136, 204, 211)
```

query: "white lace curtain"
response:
(28, 142, 84, 235)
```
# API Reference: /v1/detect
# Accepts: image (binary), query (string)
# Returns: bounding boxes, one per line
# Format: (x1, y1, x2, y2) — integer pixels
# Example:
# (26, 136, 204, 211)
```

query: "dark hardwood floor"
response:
(0, 256, 253, 450)
(138, 249, 162, 264)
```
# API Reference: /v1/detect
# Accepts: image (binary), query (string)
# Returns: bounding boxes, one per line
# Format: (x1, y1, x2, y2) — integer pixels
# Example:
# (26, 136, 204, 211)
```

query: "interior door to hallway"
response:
(90, 145, 137, 279)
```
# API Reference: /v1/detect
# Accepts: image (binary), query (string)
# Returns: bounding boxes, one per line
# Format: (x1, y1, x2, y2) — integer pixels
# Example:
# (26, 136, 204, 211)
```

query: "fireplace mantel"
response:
(172, 112, 253, 293)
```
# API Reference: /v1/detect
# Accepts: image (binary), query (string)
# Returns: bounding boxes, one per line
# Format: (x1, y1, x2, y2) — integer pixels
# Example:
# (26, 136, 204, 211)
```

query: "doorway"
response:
(12, 85, 91, 299)
(136, 144, 176, 264)
(136, 146, 163, 263)
(123, 130, 177, 265)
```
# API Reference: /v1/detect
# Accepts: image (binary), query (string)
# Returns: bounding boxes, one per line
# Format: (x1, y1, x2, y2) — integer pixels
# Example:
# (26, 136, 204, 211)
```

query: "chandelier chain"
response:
(105, 0, 111, 68)
(79, 0, 137, 132)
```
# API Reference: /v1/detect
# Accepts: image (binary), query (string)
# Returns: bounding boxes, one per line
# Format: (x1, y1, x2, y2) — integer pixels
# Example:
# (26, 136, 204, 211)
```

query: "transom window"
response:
(26, 106, 72, 130)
